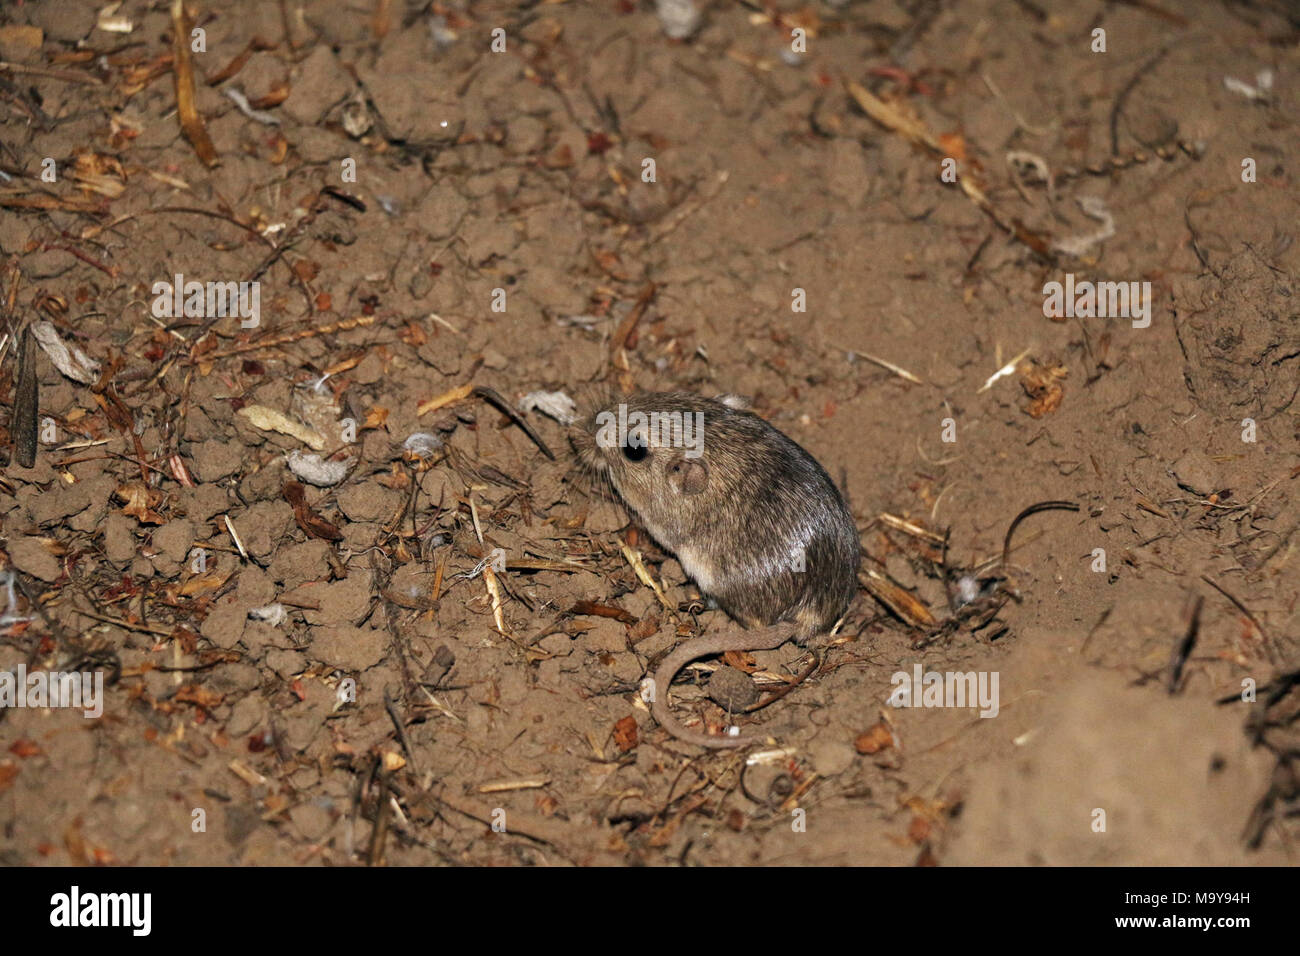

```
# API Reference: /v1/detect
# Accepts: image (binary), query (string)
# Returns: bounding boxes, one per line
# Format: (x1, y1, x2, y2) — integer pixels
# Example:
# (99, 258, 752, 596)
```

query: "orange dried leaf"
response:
(399, 320, 426, 346)
(291, 259, 320, 282)
(854, 722, 895, 755)
(9, 739, 41, 758)
(172, 684, 225, 710)
(612, 715, 639, 752)
(936, 132, 968, 162)
(1019, 360, 1068, 418)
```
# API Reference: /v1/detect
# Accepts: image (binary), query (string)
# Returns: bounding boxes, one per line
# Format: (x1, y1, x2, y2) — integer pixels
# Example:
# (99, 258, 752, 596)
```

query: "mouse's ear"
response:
(667, 456, 708, 495)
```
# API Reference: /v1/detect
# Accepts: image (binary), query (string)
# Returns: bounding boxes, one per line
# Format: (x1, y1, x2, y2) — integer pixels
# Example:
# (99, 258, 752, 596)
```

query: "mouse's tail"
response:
(649, 625, 797, 750)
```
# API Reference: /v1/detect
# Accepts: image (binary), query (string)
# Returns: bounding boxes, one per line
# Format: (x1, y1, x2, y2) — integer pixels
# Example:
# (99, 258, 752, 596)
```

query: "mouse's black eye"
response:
(622, 442, 648, 462)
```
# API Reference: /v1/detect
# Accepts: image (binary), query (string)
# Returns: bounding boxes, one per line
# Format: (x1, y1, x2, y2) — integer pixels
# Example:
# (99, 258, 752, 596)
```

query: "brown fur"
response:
(573, 392, 860, 747)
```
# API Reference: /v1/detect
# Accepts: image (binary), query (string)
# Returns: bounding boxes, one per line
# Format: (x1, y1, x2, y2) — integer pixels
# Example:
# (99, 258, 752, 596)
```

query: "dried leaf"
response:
(115, 482, 165, 524)
(861, 568, 936, 628)
(416, 382, 474, 416)
(250, 83, 290, 109)
(612, 715, 639, 753)
(381, 750, 406, 772)
(179, 569, 234, 596)
(854, 722, 895, 755)
(571, 600, 636, 625)
(1019, 360, 1067, 418)
(845, 80, 941, 151)
(30, 321, 100, 384)
(282, 481, 343, 541)
(171, 684, 224, 710)
(936, 132, 968, 162)
(96, 2, 133, 33)
(71, 152, 127, 198)
(237, 404, 326, 450)
(291, 259, 319, 282)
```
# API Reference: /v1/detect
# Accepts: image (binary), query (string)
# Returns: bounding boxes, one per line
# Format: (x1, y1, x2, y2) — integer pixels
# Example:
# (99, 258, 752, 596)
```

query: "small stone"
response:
(282, 46, 353, 126)
(1126, 108, 1179, 149)
(307, 624, 387, 671)
(202, 599, 247, 650)
(292, 571, 373, 627)
(268, 540, 330, 589)
(265, 647, 305, 679)
(28, 478, 92, 524)
(188, 439, 244, 482)
(152, 519, 196, 564)
(1170, 450, 1217, 497)
(807, 738, 857, 777)
(656, 0, 701, 39)
(235, 566, 277, 608)
(102, 512, 136, 565)
(67, 475, 118, 533)
(706, 665, 759, 711)
(177, 483, 230, 522)
(336, 482, 402, 523)
(223, 804, 261, 847)
(226, 695, 267, 737)
(234, 501, 293, 559)
(288, 801, 334, 841)
(7, 536, 61, 582)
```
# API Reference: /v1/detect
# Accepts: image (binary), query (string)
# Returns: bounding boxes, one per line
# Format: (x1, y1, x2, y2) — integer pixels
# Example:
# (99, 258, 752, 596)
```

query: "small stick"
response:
(201, 314, 378, 360)
(1200, 573, 1273, 658)
(12, 325, 37, 467)
(82, 205, 271, 243)
(1167, 594, 1202, 694)
(383, 689, 420, 777)
(418, 383, 554, 460)
(366, 766, 392, 867)
(471, 385, 555, 460)
(978, 348, 1033, 394)
(1110, 45, 1172, 157)
(170, 0, 220, 167)
(744, 650, 821, 713)
(224, 515, 249, 561)
(1001, 500, 1080, 568)
(0, 61, 103, 85)
(417, 785, 620, 863)
(878, 512, 946, 545)
(843, 348, 924, 385)
(72, 608, 176, 638)
(609, 282, 657, 361)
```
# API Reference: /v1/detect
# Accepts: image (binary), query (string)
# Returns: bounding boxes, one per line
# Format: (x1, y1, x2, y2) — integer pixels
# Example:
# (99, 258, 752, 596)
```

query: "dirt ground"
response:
(0, 0, 1297, 867)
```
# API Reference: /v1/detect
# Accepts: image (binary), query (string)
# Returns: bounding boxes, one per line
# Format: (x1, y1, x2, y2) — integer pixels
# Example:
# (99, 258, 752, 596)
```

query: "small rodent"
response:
(572, 391, 860, 748)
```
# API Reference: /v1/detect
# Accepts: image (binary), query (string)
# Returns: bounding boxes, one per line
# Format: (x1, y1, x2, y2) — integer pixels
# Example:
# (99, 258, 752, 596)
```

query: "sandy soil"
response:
(0, 0, 1297, 866)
